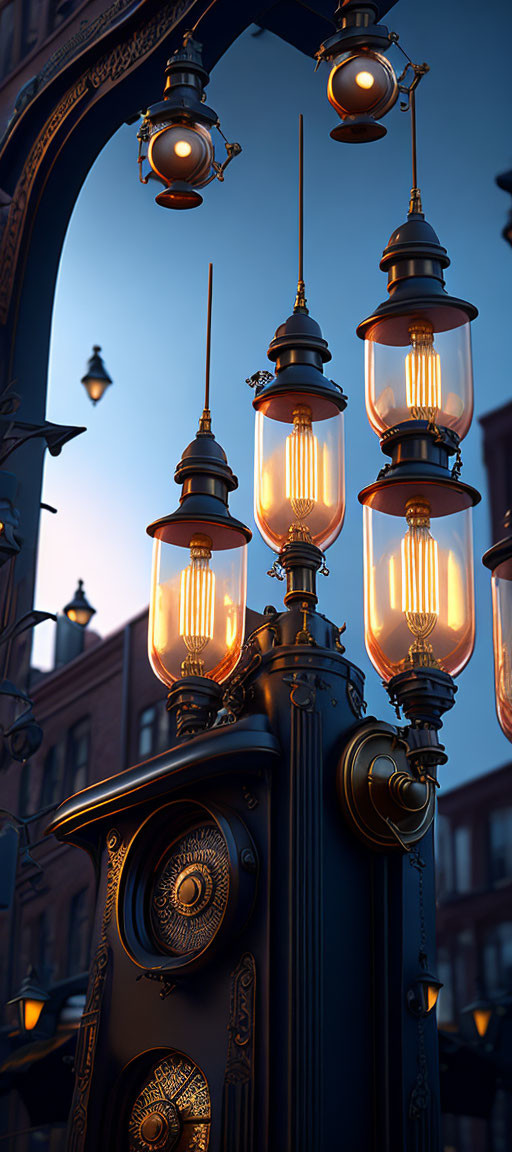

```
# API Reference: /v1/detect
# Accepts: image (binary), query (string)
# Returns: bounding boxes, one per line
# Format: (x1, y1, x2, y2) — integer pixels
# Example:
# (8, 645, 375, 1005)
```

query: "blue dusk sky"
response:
(33, 0, 512, 787)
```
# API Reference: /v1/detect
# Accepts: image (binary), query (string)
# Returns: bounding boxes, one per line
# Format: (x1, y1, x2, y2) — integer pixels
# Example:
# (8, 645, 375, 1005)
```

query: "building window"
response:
(0, 3, 15, 81)
(18, 760, 32, 817)
(489, 807, 512, 885)
(67, 889, 90, 975)
(138, 705, 156, 759)
(483, 922, 512, 998)
(453, 825, 472, 893)
(435, 814, 453, 898)
(137, 700, 171, 760)
(436, 947, 454, 1026)
(40, 741, 65, 809)
(453, 929, 474, 1015)
(67, 719, 90, 794)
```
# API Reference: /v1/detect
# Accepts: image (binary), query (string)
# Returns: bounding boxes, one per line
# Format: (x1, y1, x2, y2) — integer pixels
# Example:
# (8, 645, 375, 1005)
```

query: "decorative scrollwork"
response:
(150, 825, 229, 956)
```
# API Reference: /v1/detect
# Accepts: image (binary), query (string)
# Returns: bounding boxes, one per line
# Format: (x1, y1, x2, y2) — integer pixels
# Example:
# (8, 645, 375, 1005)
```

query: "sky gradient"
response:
(33, 0, 512, 787)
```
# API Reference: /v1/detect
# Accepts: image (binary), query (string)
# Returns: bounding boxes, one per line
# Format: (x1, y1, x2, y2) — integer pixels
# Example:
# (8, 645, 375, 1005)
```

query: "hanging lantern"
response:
(147, 266, 251, 735)
(407, 971, 443, 1017)
(463, 996, 493, 1039)
(63, 579, 96, 628)
(137, 35, 241, 210)
(253, 311, 346, 555)
(251, 116, 347, 612)
(316, 3, 398, 142)
(483, 520, 512, 742)
(360, 473, 478, 682)
(358, 211, 477, 440)
(81, 346, 113, 405)
(8, 967, 49, 1033)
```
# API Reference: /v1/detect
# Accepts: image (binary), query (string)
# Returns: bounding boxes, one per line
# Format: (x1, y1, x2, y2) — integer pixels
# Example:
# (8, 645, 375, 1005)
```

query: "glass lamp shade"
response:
(147, 121, 214, 189)
(489, 554, 512, 741)
(364, 316, 473, 439)
(362, 488, 475, 681)
(254, 399, 345, 552)
(327, 51, 398, 120)
(148, 532, 247, 687)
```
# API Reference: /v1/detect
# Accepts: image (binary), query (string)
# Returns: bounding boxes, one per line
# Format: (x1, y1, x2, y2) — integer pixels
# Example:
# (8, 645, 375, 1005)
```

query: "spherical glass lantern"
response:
(146, 119, 214, 209)
(328, 50, 398, 120)
(361, 480, 477, 681)
(149, 529, 247, 687)
(254, 395, 345, 552)
(364, 315, 474, 439)
(483, 535, 512, 742)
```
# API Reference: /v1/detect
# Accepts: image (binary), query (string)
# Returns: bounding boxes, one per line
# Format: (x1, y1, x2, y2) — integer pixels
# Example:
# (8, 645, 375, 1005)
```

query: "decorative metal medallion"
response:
(150, 824, 230, 956)
(129, 1051, 211, 1152)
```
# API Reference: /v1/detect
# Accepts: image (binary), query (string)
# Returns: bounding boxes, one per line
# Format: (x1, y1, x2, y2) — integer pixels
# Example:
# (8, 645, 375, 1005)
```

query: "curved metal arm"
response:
(137, 121, 151, 185)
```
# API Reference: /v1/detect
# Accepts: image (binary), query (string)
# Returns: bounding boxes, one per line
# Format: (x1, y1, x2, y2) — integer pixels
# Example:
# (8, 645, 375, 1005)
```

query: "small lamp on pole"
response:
(8, 967, 49, 1034)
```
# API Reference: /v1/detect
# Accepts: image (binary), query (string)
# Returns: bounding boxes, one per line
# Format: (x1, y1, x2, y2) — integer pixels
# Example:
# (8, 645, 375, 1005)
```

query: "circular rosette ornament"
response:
(118, 801, 257, 974)
(128, 1050, 211, 1152)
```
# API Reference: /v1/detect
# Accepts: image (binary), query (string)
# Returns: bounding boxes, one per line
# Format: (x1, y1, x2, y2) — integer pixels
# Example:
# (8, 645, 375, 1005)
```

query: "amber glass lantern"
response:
(148, 429, 250, 689)
(483, 530, 512, 742)
(360, 476, 479, 682)
(253, 311, 346, 553)
(358, 211, 477, 439)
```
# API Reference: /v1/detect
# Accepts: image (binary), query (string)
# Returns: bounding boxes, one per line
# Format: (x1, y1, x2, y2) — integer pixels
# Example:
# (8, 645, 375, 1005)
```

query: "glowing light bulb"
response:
(401, 499, 440, 668)
(405, 322, 442, 421)
(24, 999, 45, 1031)
(174, 139, 192, 157)
(285, 405, 319, 540)
(355, 70, 375, 89)
(179, 534, 215, 676)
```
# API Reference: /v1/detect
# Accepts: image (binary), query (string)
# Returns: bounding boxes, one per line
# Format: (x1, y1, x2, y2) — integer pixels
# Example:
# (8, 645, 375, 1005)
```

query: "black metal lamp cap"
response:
(64, 578, 96, 625)
(147, 429, 251, 550)
(359, 470, 481, 516)
(8, 966, 49, 1009)
(357, 210, 478, 342)
(81, 345, 112, 389)
(253, 309, 347, 422)
(147, 36, 217, 127)
(317, 2, 392, 58)
(482, 531, 512, 575)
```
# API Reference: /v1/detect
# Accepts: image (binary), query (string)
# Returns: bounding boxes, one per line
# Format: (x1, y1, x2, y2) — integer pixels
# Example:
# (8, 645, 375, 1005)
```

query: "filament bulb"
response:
(405, 322, 442, 421)
(401, 499, 440, 668)
(179, 534, 215, 676)
(285, 405, 319, 541)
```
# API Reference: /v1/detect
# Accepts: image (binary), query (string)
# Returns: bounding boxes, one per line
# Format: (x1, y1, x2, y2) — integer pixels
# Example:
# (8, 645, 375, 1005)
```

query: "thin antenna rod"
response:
(294, 114, 307, 312)
(200, 263, 213, 432)
(408, 86, 422, 214)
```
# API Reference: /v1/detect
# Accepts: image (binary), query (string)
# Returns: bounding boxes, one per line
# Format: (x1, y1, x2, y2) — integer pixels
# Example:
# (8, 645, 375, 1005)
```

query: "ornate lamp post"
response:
(63, 579, 96, 628)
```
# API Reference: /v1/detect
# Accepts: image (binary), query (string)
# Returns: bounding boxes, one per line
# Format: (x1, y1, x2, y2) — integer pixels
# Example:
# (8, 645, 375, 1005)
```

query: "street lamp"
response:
(250, 117, 347, 607)
(407, 971, 443, 1018)
(147, 265, 251, 735)
(81, 345, 113, 405)
(483, 516, 512, 742)
(63, 579, 96, 628)
(137, 34, 241, 210)
(8, 966, 49, 1034)
(462, 997, 493, 1040)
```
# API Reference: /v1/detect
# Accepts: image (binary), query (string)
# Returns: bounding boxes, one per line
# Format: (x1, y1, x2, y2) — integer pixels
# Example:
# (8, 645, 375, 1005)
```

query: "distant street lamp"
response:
(8, 966, 49, 1034)
(63, 579, 96, 628)
(462, 996, 493, 1040)
(137, 34, 241, 210)
(483, 516, 512, 742)
(81, 345, 113, 405)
